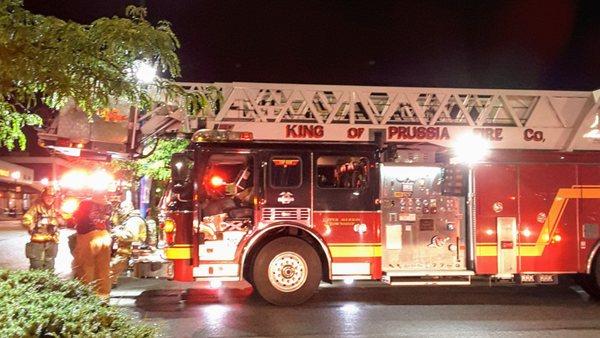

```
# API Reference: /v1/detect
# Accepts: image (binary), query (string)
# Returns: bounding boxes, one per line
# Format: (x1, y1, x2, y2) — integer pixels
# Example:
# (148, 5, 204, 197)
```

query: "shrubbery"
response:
(0, 269, 155, 337)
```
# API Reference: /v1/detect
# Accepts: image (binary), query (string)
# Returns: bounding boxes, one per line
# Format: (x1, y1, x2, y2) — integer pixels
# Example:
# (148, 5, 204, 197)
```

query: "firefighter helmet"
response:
(119, 200, 135, 215)
(41, 186, 57, 197)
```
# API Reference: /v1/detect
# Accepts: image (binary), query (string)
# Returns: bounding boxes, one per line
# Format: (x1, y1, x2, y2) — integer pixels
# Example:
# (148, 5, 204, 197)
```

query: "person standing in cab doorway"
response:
(21, 187, 66, 271)
(72, 192, 112, 299)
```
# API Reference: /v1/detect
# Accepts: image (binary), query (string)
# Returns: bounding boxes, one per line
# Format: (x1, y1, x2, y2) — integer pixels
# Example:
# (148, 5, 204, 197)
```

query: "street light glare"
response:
(133, 60, 156, 84)
(451, 133, 491, 165)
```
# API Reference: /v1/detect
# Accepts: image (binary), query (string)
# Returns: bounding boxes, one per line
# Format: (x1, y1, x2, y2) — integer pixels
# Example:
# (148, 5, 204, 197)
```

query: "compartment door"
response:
(497, 217, 517, 277)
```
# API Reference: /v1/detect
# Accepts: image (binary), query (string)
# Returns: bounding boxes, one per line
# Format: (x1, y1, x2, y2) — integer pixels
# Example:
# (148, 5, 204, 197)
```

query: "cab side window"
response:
(317, 156, 369, 189)
(314, 153, 377, 211)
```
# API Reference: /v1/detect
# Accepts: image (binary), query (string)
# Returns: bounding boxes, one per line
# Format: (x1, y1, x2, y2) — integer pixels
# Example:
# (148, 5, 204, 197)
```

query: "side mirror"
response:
(171, 152, 193, 195)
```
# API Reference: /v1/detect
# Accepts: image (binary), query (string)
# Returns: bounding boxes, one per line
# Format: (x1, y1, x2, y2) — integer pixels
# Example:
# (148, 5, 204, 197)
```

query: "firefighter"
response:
(109, 201, 147, 285)
(21, 186, 66, 271)
(72, 192, 112, 299)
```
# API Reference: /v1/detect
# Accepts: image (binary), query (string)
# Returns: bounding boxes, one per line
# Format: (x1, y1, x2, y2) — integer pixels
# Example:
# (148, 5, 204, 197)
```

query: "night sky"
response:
(23, 0, 600, 90)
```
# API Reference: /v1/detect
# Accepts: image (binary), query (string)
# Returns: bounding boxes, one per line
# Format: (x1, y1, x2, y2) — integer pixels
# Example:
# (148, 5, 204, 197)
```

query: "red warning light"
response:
(210, 176, 225, 187)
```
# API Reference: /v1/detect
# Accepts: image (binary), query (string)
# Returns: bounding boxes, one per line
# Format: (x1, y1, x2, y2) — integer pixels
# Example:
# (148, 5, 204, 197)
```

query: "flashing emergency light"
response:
(451, 133, 490, 165)
(553, 234, 562, 242)
(59, 170, 88, 190)
(88, 170, 114, 191)
(61, 197, 80, 214)
(163, 218, 176, 233)
(59, 169, 115, 191)
(522, 228, 532, 238)
(210, 176, 225, 187)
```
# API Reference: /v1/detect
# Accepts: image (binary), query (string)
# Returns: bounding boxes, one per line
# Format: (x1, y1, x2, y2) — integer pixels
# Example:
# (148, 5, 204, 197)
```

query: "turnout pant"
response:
(73, 230, 112, 299)
(25, 241, 58, 271)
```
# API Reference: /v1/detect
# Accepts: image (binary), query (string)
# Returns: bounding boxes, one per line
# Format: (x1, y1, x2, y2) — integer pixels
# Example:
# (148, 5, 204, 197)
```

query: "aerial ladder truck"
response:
(40, 82, 600, 305)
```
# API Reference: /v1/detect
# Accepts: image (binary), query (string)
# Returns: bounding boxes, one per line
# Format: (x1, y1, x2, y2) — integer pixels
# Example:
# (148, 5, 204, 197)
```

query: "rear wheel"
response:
(252, 237, 321, 306)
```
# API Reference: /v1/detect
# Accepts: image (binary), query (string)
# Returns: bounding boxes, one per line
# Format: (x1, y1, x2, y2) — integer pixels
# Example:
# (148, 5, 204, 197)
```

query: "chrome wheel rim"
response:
(268, 251, 308, 292)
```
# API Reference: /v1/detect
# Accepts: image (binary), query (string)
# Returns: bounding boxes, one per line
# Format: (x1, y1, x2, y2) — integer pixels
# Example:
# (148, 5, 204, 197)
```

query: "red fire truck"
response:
(155, 83, 600, 305)
(40, 82, 600, 305)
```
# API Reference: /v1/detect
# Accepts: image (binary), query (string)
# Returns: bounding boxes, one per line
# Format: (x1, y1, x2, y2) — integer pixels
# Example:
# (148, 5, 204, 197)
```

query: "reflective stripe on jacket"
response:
(22, 201, 64, 243)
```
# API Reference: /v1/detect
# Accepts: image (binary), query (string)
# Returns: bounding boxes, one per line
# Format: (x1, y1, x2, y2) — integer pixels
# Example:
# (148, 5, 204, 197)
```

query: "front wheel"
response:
(252, 237, 322, 306)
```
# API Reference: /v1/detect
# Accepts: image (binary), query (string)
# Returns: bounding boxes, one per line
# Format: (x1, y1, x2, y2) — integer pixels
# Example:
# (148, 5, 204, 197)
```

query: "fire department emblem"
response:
(277, 192, 295, 205)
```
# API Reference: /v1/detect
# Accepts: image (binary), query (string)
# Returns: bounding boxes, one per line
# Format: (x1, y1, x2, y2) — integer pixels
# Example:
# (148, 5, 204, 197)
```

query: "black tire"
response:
(576, 254, 600, 299)
(252, 236, 322, 306)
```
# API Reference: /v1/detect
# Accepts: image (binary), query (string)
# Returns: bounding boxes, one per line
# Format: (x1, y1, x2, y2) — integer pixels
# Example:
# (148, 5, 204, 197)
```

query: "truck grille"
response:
(262, 208, 311, 221)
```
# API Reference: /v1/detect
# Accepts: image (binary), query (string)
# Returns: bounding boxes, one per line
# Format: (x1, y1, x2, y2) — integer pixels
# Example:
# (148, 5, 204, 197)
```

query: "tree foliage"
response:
(110, 138, 190, 181)
(0, 269, 156, 337)
(0, 0, 206, 150)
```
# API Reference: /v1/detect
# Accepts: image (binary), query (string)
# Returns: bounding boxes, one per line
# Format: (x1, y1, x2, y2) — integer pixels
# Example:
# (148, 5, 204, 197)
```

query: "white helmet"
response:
(119, 200, 134, 215)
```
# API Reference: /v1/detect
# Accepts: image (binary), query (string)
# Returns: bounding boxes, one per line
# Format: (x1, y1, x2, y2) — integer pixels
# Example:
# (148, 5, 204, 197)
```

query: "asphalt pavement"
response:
(2, 220, 600, 337)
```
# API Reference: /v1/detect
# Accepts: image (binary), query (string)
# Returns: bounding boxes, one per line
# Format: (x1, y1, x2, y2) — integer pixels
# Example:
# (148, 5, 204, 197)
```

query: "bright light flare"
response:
(132, 60, 156, 84)
(40, 178, 49, 186)
(61, 198, 80, 214)
(485, 229, 495, 236)
(343, 278, 354, 285)
(88, 170, 114, 191)
(210, 176, 225, 187)
(451, 133, 490, 165)
(522, 228, 532, 237)
(163, 218, 176, 233)
(59, 170, 88, 190)
(59, 169, 115, 191)
(553, 234, 562, 242)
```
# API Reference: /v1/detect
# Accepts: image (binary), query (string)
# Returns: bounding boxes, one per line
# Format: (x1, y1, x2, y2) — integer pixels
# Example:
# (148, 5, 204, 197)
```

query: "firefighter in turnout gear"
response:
(110, 201, 147, 285)
(72, 192, 112, 299)
(21, 187, 66, 270)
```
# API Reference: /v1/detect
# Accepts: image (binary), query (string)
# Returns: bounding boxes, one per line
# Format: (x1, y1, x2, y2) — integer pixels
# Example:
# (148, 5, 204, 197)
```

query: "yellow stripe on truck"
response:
(476, 245, 497, 256)
(329, 244, 382, 258)
(475, 185, 600, 258)
(165, 245, 192, 260)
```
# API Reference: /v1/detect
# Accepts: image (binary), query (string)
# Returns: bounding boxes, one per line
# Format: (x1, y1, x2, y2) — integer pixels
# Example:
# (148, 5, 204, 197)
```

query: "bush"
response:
(0, 269, 156, 337)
